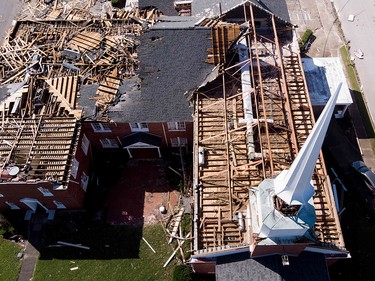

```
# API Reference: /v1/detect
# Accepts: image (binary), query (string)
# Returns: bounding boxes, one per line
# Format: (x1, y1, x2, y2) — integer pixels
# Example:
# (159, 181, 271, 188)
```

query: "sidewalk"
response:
(18, 212, 46, 281)
(18, 242, 39, 281)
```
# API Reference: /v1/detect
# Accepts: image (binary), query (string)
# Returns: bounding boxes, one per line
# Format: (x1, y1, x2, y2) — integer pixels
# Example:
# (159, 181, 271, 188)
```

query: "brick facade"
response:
(0, 180, 85, 211)
(82, 121, 193, 150)
(0, 120, 192, 212)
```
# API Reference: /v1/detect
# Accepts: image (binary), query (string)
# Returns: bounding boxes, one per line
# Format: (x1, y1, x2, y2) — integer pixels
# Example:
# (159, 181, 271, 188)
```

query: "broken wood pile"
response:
(160, 193, 192, 265)
(0, 19, 141, 87)
(0, 2, 165, 186)
(18, 0, 162, 22)
(19, 0, 99, 21)
(93, 68, 121, 111)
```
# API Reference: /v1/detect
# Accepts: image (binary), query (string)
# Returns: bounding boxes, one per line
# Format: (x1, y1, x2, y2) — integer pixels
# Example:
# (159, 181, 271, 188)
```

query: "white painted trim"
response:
(37, 187, 54, 197)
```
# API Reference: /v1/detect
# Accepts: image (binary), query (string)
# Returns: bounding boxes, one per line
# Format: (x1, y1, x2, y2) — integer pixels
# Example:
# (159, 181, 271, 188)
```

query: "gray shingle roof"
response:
(107, 24, 214, 123)
(216, 252, 330, 281)
(139, 0, 179, 16)
(192, 0, 290, 22)
(0, 82, 25, 104)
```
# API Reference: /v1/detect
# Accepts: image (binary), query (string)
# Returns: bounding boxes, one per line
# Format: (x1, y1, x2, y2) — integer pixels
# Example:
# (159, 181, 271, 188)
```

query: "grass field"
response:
(0, 237, 22, 281)
(33, 224, 178, 281)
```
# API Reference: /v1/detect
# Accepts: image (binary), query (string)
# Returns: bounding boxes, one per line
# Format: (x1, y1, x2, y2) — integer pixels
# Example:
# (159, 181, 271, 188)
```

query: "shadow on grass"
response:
(40, 212, 143, 260)
(39, 147, 144, 260)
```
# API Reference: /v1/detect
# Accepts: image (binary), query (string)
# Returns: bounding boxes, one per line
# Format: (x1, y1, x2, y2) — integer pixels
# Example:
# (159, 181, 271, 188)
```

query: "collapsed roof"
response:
(0, 77, 80, 188)
(191, 0, 348, 264)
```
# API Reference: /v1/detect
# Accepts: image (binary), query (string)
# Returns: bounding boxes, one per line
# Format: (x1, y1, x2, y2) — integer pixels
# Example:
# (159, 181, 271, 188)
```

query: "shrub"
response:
(299, 29, 313, 51)
(173, 264, 193, 281)
(0, 216, 15, 237)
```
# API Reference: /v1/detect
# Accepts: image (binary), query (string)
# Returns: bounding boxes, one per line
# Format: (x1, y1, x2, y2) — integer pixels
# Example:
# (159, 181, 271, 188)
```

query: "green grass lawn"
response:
(340, 45, 375, 139)
(0, 237, 22, 281)
(339, 45, 361, 92)
(340, 45, 375, 154)
(33, 224, 178, 281)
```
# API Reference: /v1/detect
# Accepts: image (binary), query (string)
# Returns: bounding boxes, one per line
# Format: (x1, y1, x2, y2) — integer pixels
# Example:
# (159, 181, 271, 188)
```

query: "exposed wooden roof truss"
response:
(0, 78, 80, 188)
(193, 4, 345, 255)
(0, 116, 79, 187)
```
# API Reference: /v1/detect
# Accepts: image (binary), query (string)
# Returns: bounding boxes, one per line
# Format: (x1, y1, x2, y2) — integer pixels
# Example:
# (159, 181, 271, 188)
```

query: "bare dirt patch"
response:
(105, 160, 180, 225)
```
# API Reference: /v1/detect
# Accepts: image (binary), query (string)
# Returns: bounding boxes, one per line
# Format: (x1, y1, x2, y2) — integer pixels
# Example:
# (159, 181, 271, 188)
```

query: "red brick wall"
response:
(0, 181, 83, 211)
(67, 130, 93, 206)
(0, 120, 194, 212)
(82, 121, 193, 149)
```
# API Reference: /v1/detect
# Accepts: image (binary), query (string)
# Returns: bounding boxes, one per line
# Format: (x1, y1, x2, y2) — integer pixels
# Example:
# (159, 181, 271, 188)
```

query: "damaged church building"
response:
(0, 0, 349, 279)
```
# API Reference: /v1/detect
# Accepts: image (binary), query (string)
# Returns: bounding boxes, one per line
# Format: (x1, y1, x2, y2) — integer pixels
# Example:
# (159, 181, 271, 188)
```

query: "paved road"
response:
(0, 0, 22, 45)
(333, 0, 375, 124)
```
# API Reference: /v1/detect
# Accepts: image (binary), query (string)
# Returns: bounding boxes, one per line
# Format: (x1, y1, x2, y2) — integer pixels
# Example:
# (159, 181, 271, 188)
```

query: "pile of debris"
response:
(0, 0, 163, 112)
(0, 1, 162, 185)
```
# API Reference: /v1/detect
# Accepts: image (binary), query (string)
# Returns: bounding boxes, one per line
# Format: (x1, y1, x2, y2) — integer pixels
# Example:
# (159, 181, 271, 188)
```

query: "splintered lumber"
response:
(46, 9, 61, 20)
(68, 31, 103, 52)
(0, 20, 141, 85)
(94, 68, 121, 109)
(178, 226, 185, 263)
(57, 241, 90, 250)
(163, 232, 191, 267)
(168, 207, 184, 244)
(46, 76, 79, 109)
(168, 166, 182, 177)
(142, 237, 156, 253)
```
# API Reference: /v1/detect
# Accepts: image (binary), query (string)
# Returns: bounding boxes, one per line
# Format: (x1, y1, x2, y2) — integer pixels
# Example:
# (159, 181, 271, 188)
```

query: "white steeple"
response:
(251, 83, 342, 239)
(274, 83, 342, 205)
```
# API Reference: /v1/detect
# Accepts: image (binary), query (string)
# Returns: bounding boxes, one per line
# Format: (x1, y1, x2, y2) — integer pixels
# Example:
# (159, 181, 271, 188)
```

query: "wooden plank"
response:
(168, 207, 184, 244)
(71, 76, 78, 109)
(65, 76, 73, 105)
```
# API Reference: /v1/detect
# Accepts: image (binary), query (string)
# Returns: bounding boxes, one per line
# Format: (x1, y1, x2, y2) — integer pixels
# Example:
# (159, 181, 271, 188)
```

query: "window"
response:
(71, 158, 79, 179)
(81, 172, 89, 192)
(100, 138, 119, 149)
(5, 201, 20, 210)
(170, 137, 188, 147)
(129, 122, 149, 132)
(167, 122, 186, 131)
(91, 122, 111, 132)
(81, 134, 89, 155)
(37, 187, 53, 197)
(53, 200, 66, 209)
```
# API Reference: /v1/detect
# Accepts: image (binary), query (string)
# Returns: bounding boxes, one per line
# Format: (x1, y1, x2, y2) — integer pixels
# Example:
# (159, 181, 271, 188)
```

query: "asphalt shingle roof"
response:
(216, 252, 330, 281)
(192, 0, 290, 22)
(107, 24, 214, 123)
(139, 0, 179, 16)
